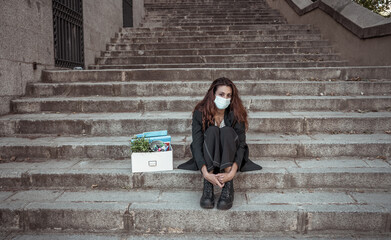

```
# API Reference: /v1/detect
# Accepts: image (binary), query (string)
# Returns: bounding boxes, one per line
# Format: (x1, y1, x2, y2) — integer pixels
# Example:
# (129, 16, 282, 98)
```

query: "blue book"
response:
(135, 130, 168, 138)
(131, 135, 171, 144)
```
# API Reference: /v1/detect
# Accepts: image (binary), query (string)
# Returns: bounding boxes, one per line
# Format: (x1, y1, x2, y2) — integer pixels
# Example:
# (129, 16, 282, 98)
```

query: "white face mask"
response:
(214, 95, 231, 110)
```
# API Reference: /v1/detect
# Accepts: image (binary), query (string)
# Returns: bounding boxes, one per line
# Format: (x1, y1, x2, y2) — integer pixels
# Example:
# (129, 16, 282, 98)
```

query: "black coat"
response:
(177, 109, 262, 172)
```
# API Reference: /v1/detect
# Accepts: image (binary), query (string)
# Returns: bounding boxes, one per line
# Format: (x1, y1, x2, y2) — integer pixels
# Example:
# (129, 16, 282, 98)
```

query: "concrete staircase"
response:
(1, 0, 391, 238)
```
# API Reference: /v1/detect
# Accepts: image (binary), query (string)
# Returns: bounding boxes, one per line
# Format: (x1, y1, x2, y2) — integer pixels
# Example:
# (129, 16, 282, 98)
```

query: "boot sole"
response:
(200, 202, 215, 209)
(216, 201, 233, 210)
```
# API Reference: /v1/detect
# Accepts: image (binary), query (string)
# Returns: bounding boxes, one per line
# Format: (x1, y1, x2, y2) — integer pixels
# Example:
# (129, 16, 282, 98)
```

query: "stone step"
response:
(1, 158, 390, 191)
(145, 10, 274, 15)
(144, 18, 286, 22)
(145, 6, 270, 11)
(103, 47, 334, 57)
(116, 29, 321, 38)
(146, 12, 283, 18)
(145, 8, 276, 12)
(95, 54, 341, 65)
(25, 80, 391, 97)
(107, 40, 332, 51)
(144, 1, 270, 5)
(145, 4, 274, 8)
(8, 232, 390, 240)
(2, 112, 391, 136)
(120, 24, 316, 32)
(145, 2, 269, 5)
(40, 67, 391, 82)
(144, 17, 286, 23)
(0, 189, 390, 233)
(144, 0, 268, 2)
(90, 61, 347, 69)
(146, 15, 285, 20)
(145, 4, 270, 8)
(111, 34, 320, 44)
(144, 0, 269, 3)
(146, 9, 280, 14)
(142, 21, 286, 27)
(144, 0, 269, 4)
(145, 1, 269, 5)
(12, 95, 391, 113)
(0, 134, 390, 160)
(145, 15, 285, 19)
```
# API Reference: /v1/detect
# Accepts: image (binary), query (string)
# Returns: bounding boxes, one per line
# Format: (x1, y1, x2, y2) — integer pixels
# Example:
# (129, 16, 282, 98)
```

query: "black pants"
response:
(203, 126, 239, 173)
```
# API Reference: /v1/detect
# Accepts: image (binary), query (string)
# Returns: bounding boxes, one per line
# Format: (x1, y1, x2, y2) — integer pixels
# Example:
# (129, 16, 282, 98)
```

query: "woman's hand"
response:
(201, 165, 224, 188)
(204, 172, 224, 188)
(216, 172, 234, 184)
(216, 163, 238, 184)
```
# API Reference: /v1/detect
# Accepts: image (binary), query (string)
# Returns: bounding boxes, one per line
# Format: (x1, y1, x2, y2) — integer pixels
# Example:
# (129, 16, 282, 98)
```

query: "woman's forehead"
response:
(216, 85, 232, 93)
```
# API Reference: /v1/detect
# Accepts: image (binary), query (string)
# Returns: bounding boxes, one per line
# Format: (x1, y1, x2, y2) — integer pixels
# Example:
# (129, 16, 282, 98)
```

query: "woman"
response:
(178, 77, 262, 210)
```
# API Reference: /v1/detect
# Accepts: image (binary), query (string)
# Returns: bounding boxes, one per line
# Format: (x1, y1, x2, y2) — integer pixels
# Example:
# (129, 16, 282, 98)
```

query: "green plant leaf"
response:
(130, 137, 151, 153)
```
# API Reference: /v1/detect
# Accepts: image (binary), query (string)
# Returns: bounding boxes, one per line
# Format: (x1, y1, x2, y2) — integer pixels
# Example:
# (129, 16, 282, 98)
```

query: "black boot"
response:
(217, 180, 234, 210)
(200, 179, 214, 209)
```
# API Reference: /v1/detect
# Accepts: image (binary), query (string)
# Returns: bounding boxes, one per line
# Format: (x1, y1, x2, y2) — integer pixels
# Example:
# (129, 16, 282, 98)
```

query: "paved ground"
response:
(2, 232, 391, 240)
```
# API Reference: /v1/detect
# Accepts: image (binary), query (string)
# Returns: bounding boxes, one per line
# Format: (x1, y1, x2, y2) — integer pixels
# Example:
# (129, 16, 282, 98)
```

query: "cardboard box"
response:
(131, 150, 173, 173)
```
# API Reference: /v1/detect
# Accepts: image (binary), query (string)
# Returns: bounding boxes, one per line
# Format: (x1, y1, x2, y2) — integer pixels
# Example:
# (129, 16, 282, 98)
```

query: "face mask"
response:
(214, 95, 231, 110)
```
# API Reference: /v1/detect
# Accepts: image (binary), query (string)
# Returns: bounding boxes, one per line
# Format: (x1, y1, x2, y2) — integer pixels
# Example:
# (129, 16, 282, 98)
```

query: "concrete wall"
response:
(0, 0, 126, 116)
(83, 0, 123, 67)
(0, 0, 54, 116)
(266, 0, 391, 66)
(133, 0, 146, 27)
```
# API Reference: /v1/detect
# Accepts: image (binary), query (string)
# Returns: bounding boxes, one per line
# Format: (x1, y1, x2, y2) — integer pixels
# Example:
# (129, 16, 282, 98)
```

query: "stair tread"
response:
(1, 157, 390, 172)
(25, 79, 391, 85)
(1, 133, 391, 145)
(108, 40, 330, 46)
(0, 188, 390, 203)
(3, 233, 391, 240)
(98, 53, 340, 58)
(11, 95, 391, 101)
(2, 111, 391, 121)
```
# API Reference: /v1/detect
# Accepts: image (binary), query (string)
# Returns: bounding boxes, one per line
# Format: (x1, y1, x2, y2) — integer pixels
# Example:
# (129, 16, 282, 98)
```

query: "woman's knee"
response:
(205, 126, 219, 135)
(220, 126, 236, 137)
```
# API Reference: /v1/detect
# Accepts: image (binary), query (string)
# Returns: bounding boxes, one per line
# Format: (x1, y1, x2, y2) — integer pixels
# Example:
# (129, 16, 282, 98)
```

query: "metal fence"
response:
(52, 0, 84, 68)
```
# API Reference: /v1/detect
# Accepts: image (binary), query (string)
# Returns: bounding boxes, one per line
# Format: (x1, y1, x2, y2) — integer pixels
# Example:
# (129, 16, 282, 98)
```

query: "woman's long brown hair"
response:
(194, 77, 248, 132)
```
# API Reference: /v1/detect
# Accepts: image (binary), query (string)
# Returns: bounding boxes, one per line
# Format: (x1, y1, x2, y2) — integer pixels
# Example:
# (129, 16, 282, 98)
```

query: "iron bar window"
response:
(52, 0, 84, 68)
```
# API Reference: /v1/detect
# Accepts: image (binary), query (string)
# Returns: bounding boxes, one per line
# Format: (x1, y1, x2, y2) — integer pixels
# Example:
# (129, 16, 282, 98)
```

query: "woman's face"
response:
(215, 85, 232, 99)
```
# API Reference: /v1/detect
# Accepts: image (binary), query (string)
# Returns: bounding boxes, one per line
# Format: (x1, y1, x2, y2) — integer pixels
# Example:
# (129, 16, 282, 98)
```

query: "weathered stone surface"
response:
(129, 201, 298, 233)
(303, 205, 389, 232)
(1, 158, 390, 191)
(7, 190, 63, 202)
(247, 191, 355, 205)
(25, 202, 128, 231)
(57, 190, 159, 203)
(1, 134, 390, 161)
(6, 232, 391, 240)
(41, 67, 391, 82)
(0, 192, 14, 201)
(25, 80, 391, 97)
(10, 95, 391, 113)
(2, 111, 391, 136)
(0, 201, 27, 230)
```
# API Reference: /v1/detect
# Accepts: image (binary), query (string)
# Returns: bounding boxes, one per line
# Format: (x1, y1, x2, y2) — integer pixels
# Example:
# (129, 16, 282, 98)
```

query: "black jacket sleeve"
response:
(191, 110, 205, 170)
(233, 118, 246, 169)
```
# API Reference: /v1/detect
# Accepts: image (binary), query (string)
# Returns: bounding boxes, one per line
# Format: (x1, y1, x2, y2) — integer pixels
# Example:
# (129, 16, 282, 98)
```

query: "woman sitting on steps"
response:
(178, 77, 262, 210)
